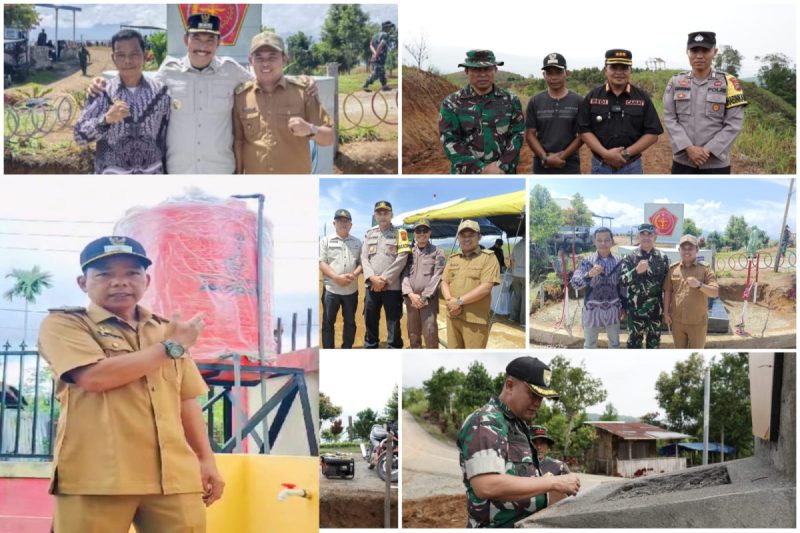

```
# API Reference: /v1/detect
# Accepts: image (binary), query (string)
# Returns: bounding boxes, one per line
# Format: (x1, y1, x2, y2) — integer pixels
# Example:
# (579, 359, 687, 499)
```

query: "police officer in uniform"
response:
(620, 223, 670, 349)
(400, 218, 446, 349)
(37, 237, 223, 533)
(439, 50, 525, 174)
(578, 49, 663, 174)
(663, 32, 747, 174)
(458, 357, 580, 528)
(663, 234, 719, 348)
(361, 201, 410, 348)
(529, 425, 570, 477)
(441, 220, 501, 348)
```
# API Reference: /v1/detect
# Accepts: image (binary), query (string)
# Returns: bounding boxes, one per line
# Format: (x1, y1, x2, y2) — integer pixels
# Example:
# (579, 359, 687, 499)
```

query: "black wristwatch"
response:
(622, 148, 631, 162)
(161, 340, 185, 359)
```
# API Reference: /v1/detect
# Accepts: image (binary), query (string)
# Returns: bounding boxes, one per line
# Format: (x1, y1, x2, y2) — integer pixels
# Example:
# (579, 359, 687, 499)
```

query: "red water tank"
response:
(115, 196, 275, 360)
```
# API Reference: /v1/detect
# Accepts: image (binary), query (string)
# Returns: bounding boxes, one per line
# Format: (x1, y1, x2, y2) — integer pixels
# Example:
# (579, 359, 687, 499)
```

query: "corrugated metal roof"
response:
(585, 421, 691, 440)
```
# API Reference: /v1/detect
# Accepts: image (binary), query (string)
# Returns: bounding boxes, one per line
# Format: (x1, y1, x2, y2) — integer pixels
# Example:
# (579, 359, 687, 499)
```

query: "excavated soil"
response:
(320, 489, 398, 528)
(403, 495, 467, 529)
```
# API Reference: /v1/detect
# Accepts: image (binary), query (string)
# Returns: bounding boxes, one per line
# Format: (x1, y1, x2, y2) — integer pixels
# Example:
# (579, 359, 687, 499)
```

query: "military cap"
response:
(381, 20, 395, 30)
(459, 49, 504, 68)
(542, 52, 567, 70)
(250, 31, 285, 55)
(334, 209, 352, 220)
(456, 219, 480, 235)
(80, 236, 151, 270)
(412, 218, 432, 231)
(506, 356, 559, 399)
(374, 200, 392, 211)
(687, 31, 716, 50)
(679, 234, 699, 247)
(638, 223, 656, 234)
(605, 49, 633, 66)
(187, 13, 221, 36)
(530, 425, 556, 445)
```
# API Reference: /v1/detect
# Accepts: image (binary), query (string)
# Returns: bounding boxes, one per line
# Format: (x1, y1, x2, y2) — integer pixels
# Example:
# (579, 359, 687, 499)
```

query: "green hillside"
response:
(444, 69, 528, 87)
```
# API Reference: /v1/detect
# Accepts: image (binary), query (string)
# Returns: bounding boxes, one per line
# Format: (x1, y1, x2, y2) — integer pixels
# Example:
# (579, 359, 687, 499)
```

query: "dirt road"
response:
(402, 410, 463, 499)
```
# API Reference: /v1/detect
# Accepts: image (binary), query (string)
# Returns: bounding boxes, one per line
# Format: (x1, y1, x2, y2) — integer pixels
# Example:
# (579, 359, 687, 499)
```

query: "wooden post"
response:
(384, 423, 392, 528)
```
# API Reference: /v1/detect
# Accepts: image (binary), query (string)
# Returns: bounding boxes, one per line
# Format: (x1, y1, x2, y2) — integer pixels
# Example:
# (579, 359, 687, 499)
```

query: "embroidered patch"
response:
(625, 99, 645, 107)
(589, 98, 608, 105)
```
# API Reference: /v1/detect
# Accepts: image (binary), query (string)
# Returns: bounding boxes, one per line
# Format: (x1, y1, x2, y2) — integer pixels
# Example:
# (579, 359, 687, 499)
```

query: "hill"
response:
(444, 69, 528, 87)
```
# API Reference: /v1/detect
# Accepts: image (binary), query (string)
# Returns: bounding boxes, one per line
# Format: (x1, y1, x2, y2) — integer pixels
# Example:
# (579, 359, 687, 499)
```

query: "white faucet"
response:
(277, 483, 308, 502)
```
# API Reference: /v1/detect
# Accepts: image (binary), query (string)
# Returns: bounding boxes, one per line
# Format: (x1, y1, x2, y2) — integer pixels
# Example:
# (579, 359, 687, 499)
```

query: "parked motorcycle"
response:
(360, 422, 398, 483)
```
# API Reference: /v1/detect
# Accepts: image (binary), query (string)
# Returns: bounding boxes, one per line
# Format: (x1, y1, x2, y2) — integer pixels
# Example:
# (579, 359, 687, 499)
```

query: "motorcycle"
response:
(360, 422, 398, 483)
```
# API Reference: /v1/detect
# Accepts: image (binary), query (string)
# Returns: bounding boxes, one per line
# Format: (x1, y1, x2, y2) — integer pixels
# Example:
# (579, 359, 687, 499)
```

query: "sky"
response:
(30, 3, 397, 42)
(0, 177, 318, 348)
(319, 177, 525, 245)
(319, 351, 400, 430)
(401, 351, 729, 418)
(534, 178, 796, 239)
(402, 0, 797, 78)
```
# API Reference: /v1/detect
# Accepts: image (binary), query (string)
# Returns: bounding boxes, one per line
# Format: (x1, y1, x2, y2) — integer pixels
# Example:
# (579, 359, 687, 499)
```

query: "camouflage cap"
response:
(250, 31, 285, 55)
(381, 20, 395, 30)
(80, 236, 151, 270)
(187, 13, 221, 36)
(638, 223, 656, 234)
(374, 200, 392, 211)
(687, 31, 716, 50)
(530, 425, 555, 445)
(605, 49, 633, 66)
(456, 219, 480, 235)
(413, 218, 432, 231)
(334, 209, 352, 220)
(679, 234, 698, 247)
(506, 356, 559, 400)
(459, 49, 504, 68)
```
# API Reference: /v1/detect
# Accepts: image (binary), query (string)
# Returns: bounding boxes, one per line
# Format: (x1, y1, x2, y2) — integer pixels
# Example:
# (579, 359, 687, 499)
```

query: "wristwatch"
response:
(161, 340, 185, 359)
(308, 124, 319, 138)
(456, 297, 464, 306)
(622, 148, 631, 162)
(698, 282, 705, 290)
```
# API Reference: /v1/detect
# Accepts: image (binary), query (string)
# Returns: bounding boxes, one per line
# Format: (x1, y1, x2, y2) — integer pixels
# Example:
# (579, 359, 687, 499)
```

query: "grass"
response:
(320, 442, 362, 453)
(8, 70, 62, 92)
(334, 71, 398, 94)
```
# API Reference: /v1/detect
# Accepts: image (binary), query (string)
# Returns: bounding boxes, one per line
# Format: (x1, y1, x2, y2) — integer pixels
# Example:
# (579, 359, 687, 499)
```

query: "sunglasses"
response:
(414, 228, 431, 234)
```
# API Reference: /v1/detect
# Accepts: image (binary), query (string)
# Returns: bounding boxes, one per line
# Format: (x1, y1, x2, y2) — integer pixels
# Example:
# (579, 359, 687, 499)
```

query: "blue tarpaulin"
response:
(659, 442, 737, 456)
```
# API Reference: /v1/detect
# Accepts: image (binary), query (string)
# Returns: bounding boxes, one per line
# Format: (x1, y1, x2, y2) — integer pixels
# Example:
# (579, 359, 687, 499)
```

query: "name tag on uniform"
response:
(241, 106, 257, 113)
(625, 99, 645, 107)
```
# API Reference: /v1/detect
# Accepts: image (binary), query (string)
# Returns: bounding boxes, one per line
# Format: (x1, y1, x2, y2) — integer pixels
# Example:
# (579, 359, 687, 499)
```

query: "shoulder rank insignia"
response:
(482, 249, 495, 255)
(234, 82, 250, 96)
(48, 306, 86, 313)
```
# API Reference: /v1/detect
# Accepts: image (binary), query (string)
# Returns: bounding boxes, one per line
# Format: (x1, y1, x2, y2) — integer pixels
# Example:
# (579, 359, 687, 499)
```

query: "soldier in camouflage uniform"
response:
(362, 20, 394, 92)
(620, 223, 670, 349)
(439, 50, 525, 174)
(529, 425, 570, 477)
(457, 357, 580, 528)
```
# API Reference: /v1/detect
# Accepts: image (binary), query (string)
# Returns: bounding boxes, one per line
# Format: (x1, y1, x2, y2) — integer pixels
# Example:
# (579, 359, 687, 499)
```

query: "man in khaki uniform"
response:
(234, 31, 333, 174)
(400, 218, 446, 348)
(361, 200, 411, 349)
(663, 234, 719, 348)
(38, 236, 224, 533)
(441, 220, 501, 348)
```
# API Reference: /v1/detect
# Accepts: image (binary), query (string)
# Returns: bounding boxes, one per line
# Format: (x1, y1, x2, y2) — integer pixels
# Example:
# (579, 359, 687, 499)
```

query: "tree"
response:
(4, 266, 53, 342)
(639, 411, 663, 427)
(319, 392, 343, 423)
(286, 31, 319, 75)
(714, 46, 743, 77)
(530, 185, 562, 247)
(706, 230, 724, 249)
(655, 353, 705, 437)
(329, 419, 345, 442)
(756, 53, 796, 106)
(548, 355, 607, 456)
(148, 31, 167, 67)
(599, 402, 618, 421)
(423, 367, 465, 413)
(723, 215, 749, 250)
(455, 361, 495, 420)
(315, 4, 373, 73)
(350, 407, 379, 441)
(709, 353, 752, 459)
(562, 193, 593, 228)
(4, 5, 41, 31)
(683, 218, 702, 237)
(404, 31, 430, 70)
(384, 385, 398, 423)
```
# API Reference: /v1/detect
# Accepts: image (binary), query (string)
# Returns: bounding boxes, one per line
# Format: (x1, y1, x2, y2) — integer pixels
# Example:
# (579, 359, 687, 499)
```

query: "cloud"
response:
(36, 5, 166, 30)
(585, 195, 642, 228)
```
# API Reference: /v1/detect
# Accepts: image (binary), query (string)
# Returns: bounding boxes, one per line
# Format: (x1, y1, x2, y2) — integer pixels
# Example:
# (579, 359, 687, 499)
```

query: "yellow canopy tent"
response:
(403, 190, 525, 237)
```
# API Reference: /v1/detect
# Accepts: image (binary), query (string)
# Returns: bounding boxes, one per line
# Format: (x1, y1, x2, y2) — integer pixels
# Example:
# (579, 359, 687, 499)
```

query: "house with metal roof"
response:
(584, 421, 691, 478)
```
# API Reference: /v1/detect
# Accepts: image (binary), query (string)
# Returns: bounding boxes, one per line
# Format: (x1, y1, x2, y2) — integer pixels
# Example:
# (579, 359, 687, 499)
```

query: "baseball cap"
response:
(457, 219, 480, 235)
(80, 236, 151, 270)
(506, 356, 559, 399)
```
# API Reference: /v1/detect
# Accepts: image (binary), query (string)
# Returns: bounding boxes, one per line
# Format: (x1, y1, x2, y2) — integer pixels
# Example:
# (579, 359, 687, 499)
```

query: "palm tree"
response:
(3, 266, 54, 343)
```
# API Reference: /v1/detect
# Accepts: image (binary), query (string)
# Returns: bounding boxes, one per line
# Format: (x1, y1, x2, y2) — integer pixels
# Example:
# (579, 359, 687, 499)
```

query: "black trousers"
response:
(321, 289, 358, 349)
(363, 289, 403, 349)
(671, 161, 731, 174)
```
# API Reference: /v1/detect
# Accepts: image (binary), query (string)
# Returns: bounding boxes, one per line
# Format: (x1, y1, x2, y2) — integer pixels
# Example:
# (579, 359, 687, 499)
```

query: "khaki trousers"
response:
(447, 317, 489, 349)
(672, 321, 707, 349)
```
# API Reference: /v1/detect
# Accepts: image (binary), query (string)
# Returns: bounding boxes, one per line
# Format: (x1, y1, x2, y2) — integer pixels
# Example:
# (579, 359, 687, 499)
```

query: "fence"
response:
(617, 457, 687, 478)
(0, 307, 314, 461)
(4, 94, 79, 140)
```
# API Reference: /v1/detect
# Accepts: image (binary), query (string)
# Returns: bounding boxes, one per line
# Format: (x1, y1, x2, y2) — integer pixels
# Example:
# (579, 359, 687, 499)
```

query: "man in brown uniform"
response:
(233, 31, 333, 174)
(663, 234, 719, 348)
(441, 220, 501, 348)
(401, 218, 446, 348)
(38, 236, 224, 533)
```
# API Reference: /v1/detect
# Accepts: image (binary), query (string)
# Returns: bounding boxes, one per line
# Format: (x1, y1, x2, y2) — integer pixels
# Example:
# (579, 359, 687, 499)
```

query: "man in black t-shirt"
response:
(525, 53, 584, 174)
(577, 49, 663, 174)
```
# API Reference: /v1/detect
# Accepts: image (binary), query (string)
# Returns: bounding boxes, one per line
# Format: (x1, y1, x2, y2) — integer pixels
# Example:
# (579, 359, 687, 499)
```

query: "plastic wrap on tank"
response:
(114, 194, 276, 361)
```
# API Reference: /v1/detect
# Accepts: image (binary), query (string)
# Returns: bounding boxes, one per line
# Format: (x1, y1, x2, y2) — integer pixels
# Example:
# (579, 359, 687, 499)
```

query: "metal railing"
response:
(0, 307, 316, 461)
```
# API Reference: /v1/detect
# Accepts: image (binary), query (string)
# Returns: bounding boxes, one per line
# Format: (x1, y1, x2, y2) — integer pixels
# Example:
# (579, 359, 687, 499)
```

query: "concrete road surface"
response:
(402, 410, 464, 499)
